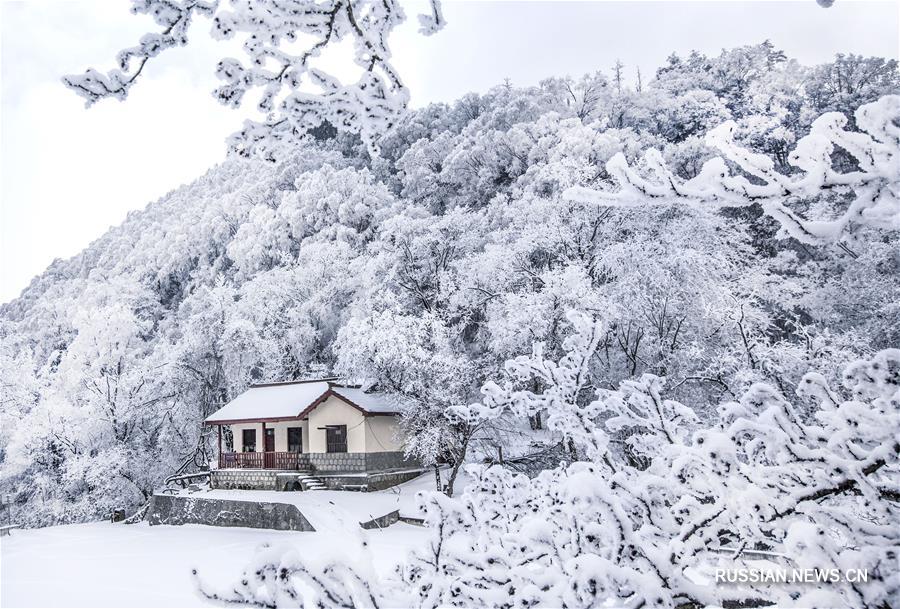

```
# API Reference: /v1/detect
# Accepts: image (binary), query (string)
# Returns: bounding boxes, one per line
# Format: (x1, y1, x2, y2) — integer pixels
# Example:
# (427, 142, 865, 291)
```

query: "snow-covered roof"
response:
(204, 380, 398, 424)
(330, 386, 399, 414)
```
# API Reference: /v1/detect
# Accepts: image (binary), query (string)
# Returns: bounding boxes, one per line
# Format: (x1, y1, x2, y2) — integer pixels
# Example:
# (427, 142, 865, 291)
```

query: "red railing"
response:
(218, 452, 304, 470)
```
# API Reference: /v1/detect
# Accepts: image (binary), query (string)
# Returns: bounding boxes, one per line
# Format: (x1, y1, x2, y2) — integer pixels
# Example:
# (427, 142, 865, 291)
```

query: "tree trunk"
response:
(444, 431, 472, 498)
(434, 464, 442, 492)
(567, 437, 579, 462)
(445, 457, 464, 498)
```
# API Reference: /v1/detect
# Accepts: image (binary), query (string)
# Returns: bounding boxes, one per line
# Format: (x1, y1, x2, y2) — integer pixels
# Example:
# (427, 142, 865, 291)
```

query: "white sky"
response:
(1, 0, 898, 304)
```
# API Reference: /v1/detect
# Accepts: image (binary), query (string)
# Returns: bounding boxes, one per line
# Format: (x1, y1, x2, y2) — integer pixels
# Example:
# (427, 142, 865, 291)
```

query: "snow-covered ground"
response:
(1, 473, 446, 607)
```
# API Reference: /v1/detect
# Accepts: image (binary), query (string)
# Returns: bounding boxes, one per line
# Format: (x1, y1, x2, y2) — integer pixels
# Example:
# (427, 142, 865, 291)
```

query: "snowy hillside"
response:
(0, 46, 898, 605)
(1, 37, 899, 607)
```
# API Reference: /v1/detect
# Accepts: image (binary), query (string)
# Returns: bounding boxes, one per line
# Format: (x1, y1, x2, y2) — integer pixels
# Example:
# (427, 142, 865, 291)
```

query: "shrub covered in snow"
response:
(399, 313, 899, 608)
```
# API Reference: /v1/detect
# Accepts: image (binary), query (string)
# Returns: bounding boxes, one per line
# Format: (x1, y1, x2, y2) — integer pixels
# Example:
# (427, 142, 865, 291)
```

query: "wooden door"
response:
(264, 428, 276, 468)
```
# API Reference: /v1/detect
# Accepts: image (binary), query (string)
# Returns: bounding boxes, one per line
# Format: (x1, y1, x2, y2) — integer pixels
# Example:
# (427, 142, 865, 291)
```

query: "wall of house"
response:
(364, 415, 404, 453)
(229, 420, 308, 452)
(229, 422, 259, 452)
(222, 397, 404, 455)
(307, 395, 366, 453)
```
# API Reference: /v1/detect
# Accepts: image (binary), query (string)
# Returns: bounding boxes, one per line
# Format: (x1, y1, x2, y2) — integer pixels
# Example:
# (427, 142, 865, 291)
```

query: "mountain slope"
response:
(1, 44, 897, 526)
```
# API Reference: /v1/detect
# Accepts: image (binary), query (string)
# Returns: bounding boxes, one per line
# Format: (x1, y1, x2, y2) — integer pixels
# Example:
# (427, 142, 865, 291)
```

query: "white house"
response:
(204, 379, 420, 491)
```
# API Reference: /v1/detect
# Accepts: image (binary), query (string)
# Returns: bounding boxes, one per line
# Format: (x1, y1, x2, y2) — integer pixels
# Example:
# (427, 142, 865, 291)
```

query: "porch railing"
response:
(218, 452, 305, 470)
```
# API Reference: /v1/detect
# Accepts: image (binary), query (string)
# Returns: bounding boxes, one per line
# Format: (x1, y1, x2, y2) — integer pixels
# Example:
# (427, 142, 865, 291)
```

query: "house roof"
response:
(330, 386, 398, 414)
(204, 379, 399, 425)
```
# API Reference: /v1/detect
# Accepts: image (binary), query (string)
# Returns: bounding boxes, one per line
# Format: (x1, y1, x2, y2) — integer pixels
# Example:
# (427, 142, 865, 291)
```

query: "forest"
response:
(1, 38, 898, 607)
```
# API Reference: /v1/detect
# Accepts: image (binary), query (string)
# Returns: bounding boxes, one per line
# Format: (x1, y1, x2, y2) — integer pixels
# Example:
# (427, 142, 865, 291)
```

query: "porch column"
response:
(217, 425, 223, 469)
(261, 421, 267, 469)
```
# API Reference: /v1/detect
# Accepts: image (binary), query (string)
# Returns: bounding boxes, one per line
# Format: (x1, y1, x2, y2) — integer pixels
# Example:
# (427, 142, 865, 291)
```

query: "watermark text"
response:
(715, 568, 868, 584)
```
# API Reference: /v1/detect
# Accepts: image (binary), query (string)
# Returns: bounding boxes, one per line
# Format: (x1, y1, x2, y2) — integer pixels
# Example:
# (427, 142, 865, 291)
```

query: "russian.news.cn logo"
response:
(715, 568, 869, 584)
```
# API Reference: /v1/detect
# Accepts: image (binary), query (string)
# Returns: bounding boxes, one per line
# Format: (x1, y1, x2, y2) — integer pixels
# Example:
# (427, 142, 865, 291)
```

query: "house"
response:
(204, 379, 421, 491)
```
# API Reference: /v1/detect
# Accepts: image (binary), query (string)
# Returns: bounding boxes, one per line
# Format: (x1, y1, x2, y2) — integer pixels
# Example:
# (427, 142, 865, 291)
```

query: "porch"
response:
(218, 451, 308, 470)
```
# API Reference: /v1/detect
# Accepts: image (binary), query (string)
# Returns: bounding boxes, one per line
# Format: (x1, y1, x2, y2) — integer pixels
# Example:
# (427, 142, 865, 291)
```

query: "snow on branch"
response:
(564, 95, 900, 244)
(62, 1, 216, 104)
(63, 0, 445, 158)
(193, 543, 383, 608)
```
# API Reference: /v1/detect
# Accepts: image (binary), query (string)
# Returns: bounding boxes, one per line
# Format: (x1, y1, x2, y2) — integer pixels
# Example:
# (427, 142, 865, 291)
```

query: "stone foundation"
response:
(306, 451, 418, 473)
(359, 451, 419, 472)
(211, 466, 424, 492)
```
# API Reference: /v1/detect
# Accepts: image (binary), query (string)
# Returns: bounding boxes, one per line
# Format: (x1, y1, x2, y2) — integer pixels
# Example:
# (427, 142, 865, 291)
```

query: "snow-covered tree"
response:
(335, 311, 481, 496)
(565, 95, 900, 245)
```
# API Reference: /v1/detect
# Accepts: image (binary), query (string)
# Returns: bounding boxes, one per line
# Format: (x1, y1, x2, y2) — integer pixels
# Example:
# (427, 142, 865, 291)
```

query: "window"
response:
(326, 425, 347, 453)
(242, 429, 256, 452)
(287, 427, 303, 453)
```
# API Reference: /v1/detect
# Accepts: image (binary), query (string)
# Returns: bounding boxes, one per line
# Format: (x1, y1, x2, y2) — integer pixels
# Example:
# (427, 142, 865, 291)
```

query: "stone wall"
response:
(147, 494, 315, 531)
(210, 466, 424, 492)
(318, 468, 424, 491)
(307, 451, 417, 473)
(364, 468, 424, 491)
(359, 510, 400, 530)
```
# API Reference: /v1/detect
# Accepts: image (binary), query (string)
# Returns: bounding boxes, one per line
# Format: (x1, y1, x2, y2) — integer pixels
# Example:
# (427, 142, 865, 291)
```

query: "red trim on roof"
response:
(295, 388, 336, 419)
(294, 388, 400, 418)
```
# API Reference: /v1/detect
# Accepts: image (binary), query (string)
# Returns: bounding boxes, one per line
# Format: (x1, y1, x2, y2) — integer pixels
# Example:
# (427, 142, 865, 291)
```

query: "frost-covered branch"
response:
(565, 95, 900, 244)
(63, 0, 445, 157)
(194, 543, 383, 608)
(63, 1, 216, 105)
